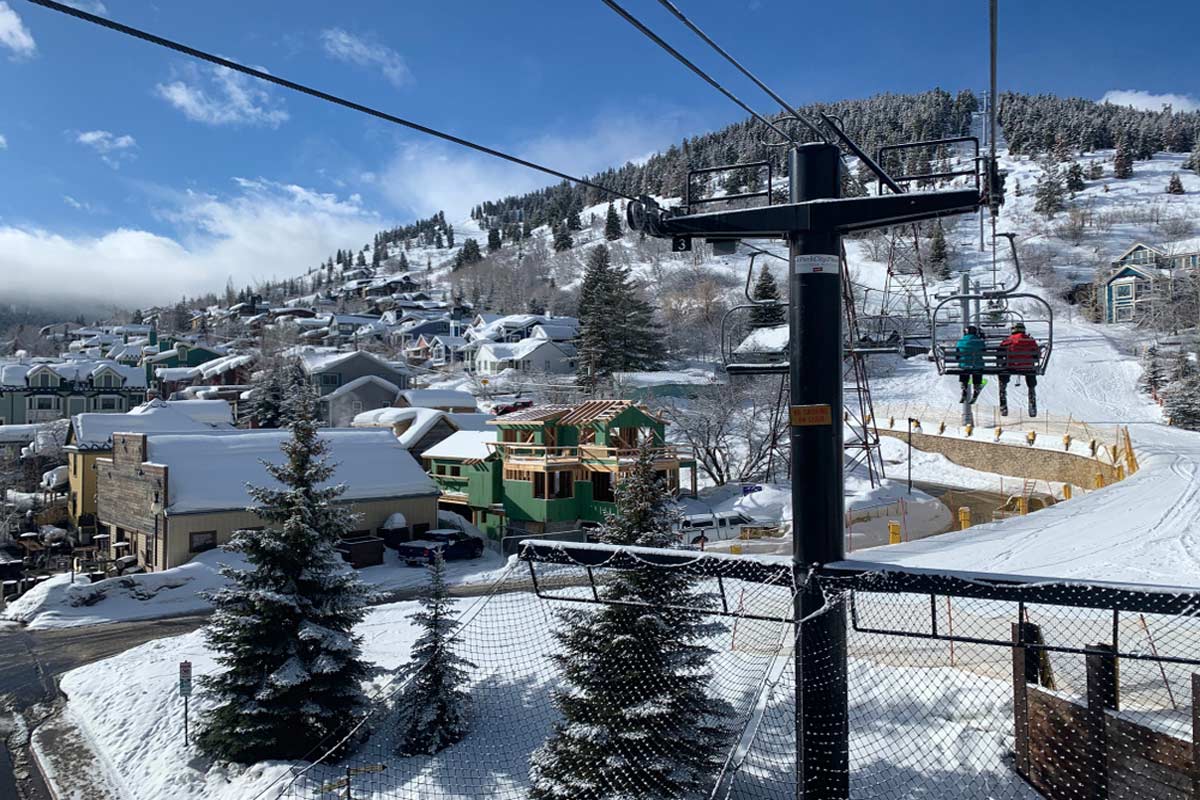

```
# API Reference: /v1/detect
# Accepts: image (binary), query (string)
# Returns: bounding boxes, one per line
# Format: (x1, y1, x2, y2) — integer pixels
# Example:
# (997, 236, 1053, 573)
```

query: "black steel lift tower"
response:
(627, 143, 984, 798)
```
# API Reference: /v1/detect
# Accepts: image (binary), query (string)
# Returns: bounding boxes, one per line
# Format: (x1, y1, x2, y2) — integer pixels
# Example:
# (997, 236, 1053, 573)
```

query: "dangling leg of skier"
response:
(1027, 374, 1038, 417)
(959, 374, 970, 404)
(998, 375, 1009, 416)
(970, 373, 983, 404)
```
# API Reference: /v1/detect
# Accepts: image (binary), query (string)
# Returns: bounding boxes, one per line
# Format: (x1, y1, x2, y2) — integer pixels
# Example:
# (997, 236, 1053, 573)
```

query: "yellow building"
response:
(64, 399, 234, 531)
(96, 428, 439, 571)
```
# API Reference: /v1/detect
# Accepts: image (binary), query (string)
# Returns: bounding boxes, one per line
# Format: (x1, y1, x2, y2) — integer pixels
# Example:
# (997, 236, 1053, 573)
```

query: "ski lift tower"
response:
(627, 143, 985, 798)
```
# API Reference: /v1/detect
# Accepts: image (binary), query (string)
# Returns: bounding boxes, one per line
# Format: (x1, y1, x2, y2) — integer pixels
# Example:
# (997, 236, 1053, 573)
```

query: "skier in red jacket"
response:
(998, 322, 1041, 417)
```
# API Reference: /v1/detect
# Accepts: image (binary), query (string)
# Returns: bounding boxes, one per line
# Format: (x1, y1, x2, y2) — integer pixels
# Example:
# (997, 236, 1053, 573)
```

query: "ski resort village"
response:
(5, 2, 1200, 799)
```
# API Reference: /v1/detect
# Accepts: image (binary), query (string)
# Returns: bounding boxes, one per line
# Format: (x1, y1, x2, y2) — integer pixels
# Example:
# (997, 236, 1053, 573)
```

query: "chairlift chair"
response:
(930, 234, 1054, 377)
(720, 253, 789, 376)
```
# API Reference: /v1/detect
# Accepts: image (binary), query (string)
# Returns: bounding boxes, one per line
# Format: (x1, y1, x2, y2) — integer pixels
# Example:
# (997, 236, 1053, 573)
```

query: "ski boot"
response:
(970, 384, 983, 404)
(959, 384, 969, 404)
(1028, 387, 1037, 418)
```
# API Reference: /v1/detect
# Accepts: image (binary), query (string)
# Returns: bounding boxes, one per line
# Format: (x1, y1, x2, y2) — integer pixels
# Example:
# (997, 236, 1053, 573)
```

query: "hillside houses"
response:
(0, 358, 148, 424)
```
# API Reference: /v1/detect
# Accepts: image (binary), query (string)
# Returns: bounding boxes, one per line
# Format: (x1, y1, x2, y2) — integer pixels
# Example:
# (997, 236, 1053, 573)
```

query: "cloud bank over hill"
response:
(0, 179, 380, 309)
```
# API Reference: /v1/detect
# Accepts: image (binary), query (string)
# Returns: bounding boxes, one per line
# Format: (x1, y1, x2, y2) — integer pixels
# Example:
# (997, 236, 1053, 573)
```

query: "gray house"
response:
(295, 349, 411, 426)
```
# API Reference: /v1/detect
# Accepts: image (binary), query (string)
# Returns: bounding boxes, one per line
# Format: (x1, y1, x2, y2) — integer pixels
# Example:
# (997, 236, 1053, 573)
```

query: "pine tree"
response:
(1113, 140, 1134, 179)
(604, 202, 622, 241)
(1167, 174, 1185, 194)
(748, 264, 785, 327)
(1065, 162, 1086, 193)
(609, 264, 664, 372)
(1165, 371, 1200, 430)
(1088, 161, 1104, 180)
(355, 251, 367, 267)
(445, 224, 455, 248)
(552, 223, 574, 252)
(398, 250, 409, 271)
(1186, 148, 1200, 177)
(567, 208, 582, 232)
(1033, 164, 1067, 217)
(435, 232, 444, 249)
(528, 443, 734, 800)
(247, 362, 303, 429)
(487, 227, 502, 252)
(575, 245, 614, 389)
(394, 552, 475, 756)
(1138, 345, 1167, 399)
(928, 222, 951, 279)
(1170, 350, 1196, 383)
(197, 384, 372, 763)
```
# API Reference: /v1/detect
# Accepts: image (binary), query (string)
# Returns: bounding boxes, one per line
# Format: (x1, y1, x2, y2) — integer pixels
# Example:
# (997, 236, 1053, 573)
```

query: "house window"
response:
(30, 396, 59, 411)
(1114, 283, 1133, 299)
(320, 374, 341, 387)
(31, 372, 56, 388)
(189, 531, 217, 553)
(449, 465, 461, 477)
(592, 472, 614, 503)
(351, 400, 364, 414)
(97, 396, 121, 411)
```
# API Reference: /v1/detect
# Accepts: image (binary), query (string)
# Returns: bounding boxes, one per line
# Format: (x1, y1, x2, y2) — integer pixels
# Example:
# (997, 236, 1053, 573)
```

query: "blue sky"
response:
(1, 0, 1197, 308)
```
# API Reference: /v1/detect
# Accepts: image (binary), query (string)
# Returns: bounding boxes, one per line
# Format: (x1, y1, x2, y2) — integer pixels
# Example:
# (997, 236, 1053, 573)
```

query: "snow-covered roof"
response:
(128, 398, 234, 427)
(195, 353, 254, 380)
(294, 347, 408, 376)
(145, 429, 438, 513)
(399, 389, 476, 409)
(70, 401, 233, 450)
(352, 406, 449, 448)
(477, 338, 567, 362)
(0, 424, 41, 445)
(323, 374, 401, 400)
(155, 366, 199, 382)
(531, 323, 579, 341)
(0, 359, 148, 388)
(421, 430, 497, 462)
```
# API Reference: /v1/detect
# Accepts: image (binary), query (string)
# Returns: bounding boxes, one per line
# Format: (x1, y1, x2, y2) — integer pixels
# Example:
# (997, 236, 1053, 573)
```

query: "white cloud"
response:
(0, 179, 380, 308)
(381, 110, 701, 220)
(1100, 89, 1200, 113)
(62, 1, 107, 13)
(0, 133, 7, 149)
(0, 1, 36, 59)
(75, 129, 137, 167)
(320, 28, 411, 88)
(155, 62, 289, 128)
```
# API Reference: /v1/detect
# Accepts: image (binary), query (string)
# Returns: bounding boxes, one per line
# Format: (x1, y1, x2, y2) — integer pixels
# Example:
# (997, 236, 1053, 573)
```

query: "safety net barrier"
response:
(277, 544, 1200, 799)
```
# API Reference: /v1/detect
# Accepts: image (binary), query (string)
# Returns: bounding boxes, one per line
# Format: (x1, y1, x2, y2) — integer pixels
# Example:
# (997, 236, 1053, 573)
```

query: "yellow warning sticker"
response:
(790, 404, 833, 426)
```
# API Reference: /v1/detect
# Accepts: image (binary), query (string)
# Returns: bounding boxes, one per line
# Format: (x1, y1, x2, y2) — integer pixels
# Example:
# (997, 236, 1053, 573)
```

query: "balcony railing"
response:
(488, 442, 692, 466)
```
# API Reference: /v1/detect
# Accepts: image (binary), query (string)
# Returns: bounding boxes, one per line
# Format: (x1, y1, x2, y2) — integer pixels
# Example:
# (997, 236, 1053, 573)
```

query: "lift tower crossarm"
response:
(630, 188, 980, 241)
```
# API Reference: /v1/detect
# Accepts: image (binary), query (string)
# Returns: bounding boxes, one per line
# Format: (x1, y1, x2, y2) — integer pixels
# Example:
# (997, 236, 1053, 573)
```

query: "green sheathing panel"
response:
(501, 476, 579, 523)
(573, 478, 616, 523)
(427, 457, 499, 508)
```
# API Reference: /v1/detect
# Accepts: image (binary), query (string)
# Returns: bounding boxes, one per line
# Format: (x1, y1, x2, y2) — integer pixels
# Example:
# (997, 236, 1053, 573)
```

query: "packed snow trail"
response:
(865, 314, 1200, 587)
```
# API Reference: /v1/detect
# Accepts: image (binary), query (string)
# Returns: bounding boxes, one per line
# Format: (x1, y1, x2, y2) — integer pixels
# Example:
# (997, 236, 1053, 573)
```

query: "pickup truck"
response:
(394, 529, 485, 566)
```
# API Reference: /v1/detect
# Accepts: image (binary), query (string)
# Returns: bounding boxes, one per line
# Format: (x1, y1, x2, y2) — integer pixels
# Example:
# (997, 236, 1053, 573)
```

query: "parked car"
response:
(492, 398, 534, 416)
(675, 511, 758, 546)
(395, 529, 485, 566)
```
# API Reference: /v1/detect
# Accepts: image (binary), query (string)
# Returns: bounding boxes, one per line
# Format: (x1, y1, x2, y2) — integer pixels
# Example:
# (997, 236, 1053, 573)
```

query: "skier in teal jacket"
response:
(955, 325, 986, 404)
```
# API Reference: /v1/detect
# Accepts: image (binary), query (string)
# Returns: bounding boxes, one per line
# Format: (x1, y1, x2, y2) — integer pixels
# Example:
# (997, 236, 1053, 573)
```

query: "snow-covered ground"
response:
(2, 545, 511, 630)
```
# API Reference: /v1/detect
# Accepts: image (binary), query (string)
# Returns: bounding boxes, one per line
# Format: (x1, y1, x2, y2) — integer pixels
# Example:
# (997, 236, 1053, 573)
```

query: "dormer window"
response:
(29, 370, 57, 388)
(94, 370, 123, 389)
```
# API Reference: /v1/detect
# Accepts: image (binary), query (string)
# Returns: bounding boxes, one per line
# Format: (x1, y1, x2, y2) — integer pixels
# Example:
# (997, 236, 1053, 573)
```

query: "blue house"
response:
(1104, 243, 1200, 324)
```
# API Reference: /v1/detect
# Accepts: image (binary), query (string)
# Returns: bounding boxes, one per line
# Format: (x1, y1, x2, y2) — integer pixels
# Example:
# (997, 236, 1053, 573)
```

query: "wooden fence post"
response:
(1085, 643, 1119, 799)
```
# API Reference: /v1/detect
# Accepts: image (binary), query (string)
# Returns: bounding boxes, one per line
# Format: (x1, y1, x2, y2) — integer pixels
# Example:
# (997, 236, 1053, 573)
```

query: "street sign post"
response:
(179, 660, 192, 746)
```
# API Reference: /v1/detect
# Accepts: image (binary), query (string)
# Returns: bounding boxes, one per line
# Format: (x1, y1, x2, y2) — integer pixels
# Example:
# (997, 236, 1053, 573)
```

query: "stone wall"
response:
(879, 429, 1119, 488)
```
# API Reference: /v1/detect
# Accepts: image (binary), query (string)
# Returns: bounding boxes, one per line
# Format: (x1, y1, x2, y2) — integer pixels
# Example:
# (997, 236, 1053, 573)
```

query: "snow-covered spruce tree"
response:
(1087, 161, 1104, 180)
(748, 263, 786, 327)
(1167, 174, 1185, 195)
(576, 244, 614, 390)
(604, 202, 623, 241)
(1165, 371, 1200, 431)
(247, 362, 304, 429)
(529, 444, 734, 800)
(394, 551, 476, 755)
(928, 222, 951, 280)
(1065, 162, 1086, 194)
(553, 223, 574, 252)
(487, 227, 502, 252)
(1138, 345, 1167, 399)
(1033, 164, 1067, 217)
(197, 383, 372, 763)
(1170, 350, 1196, 384)
(1113, 140, 1134, 179)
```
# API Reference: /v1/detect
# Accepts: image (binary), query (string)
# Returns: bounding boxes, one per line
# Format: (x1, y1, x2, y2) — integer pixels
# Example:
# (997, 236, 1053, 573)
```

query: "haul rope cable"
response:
(25, 0, 638, 203)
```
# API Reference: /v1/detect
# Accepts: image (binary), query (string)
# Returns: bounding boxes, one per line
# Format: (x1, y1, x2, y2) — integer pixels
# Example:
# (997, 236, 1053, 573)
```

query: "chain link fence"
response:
(266, 544, 1199, 800)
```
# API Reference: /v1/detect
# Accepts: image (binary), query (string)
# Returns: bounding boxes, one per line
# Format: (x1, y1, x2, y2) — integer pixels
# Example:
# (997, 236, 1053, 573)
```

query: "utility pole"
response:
(961, 272, 974, 428)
